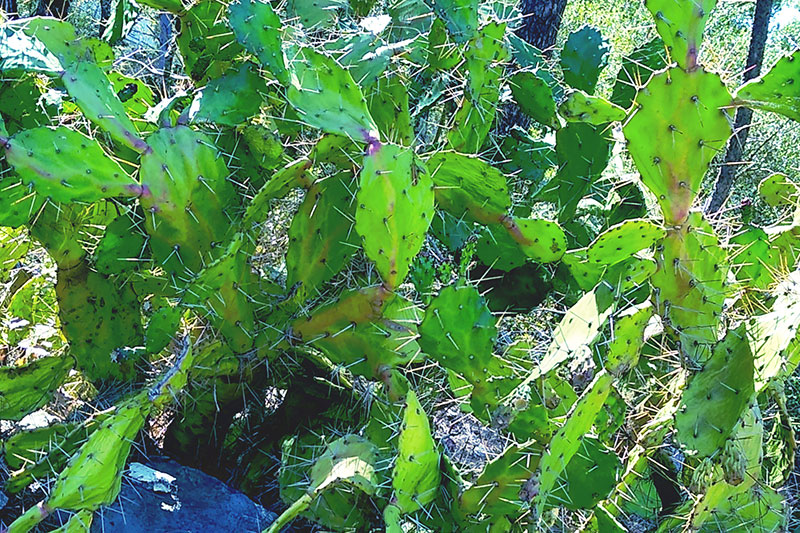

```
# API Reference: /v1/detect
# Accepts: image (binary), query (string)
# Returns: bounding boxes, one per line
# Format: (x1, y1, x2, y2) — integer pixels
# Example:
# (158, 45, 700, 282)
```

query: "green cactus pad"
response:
(269, 434, 379, 533)
(188, 63, 265, 126)
(447, 22, 508, 153)
(427, 151, 510, 225)
(459, 443, 542, 516)
(46, 394, 149, 511)
(757, 172, 799, 208)
(286, 172, 357, 299)
(393, 389, 441, 512)
(548, 436, 620, 510)
(293, 287, 423, 382)
(623, 67, 732, 224)
(532, 371, 613, 518)
(558, 89, 626, 124)
(735, 50, 800, 122)
(355, 143, 434, 288)
(610, 37, 668, 109)
(61, 61, 147, 152)
(586, 219, 665, 266)
(287, 47, 379, 142)
(729, 226, 779, 290)
(228, 0, 288, 84)
(57, 262, 144, 381)
(182, 235, 256, 352)
(510, 71, 557, 128)
(177, 0, 242, 81)
(93, 214, 147, 275)
(418, 284, 518, 419)
(0, 178, 44, 228)
(651, 213, 728, 355)
(145, 300, 182, 354)
(644, 0, 717, 70)
(0, 355, 74, 421)
(540, 122, 611, 222)
(535, 288, 612, 380)
(2, 126, 138, 203)
(277, 433, 373, 531)
(139, 126, 235, 276)
(560, 26, 610, 94)
(428, 0, 478, 43)
(675, 324, 755, 457)
(367, 75, 414, 147)
(749, 272, 800, 390)
(604, 302, 653, 376)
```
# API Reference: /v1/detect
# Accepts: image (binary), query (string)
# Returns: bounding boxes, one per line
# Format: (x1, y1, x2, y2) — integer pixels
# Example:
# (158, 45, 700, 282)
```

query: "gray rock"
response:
(90, 458, 276, 533)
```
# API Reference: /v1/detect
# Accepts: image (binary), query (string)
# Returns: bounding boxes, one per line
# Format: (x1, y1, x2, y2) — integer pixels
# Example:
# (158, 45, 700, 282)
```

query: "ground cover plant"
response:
(1, 0, 800, 531)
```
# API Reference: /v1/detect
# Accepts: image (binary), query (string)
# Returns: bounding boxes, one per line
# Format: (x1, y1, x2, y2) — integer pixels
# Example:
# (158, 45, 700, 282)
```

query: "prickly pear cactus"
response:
(355, 143, 434, 289)
(138, 126, 235, 276)
(624, 67, 732, 224)
(1, 126, 138, 203)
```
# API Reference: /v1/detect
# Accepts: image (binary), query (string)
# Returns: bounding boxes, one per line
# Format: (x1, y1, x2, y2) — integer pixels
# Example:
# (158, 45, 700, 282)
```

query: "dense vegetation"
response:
(1, 0, 800, 531)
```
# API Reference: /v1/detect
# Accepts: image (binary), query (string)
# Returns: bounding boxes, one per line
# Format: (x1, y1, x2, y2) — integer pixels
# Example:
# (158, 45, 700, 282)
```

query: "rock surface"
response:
(90, 457, 276, 533)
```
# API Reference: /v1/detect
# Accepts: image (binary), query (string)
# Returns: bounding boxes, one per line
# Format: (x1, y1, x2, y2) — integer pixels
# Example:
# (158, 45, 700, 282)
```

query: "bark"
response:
(155, 13, 175, 78)
(99, 0, 111, 38)
(706, 0, 774, 214)
(517, 0, 569, 52)
(34, 0, 70, 18)
(499, 0, 569, 134)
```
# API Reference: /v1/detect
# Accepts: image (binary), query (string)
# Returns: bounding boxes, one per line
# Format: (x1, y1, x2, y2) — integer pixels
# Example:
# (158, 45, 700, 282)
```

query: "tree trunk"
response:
(499, 0, 569, 134)
(34, 0, 71, 18)
(517, 0, 569, 53)
(155, 13, 175, 79)
(99, 0, 111, 38)
(706, 0, 774, 214)
(1, 0, 19, 19)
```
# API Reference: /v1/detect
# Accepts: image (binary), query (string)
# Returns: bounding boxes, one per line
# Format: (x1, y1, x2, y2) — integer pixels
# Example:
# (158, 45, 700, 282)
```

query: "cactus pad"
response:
(355, 143, 434, 288)
(286, 172, 357, 299)
(182, 235, 256, 353)
(644, 0, 717, 70)
(560, 26, 610, 94)
(228, 0, 288, 84)
(675, 325, 755, 457)
(623, 67, 732, 224)
(459, 443, 542, 516)
(93, 214, 147, 275)
(61, 61, 147, 152)
(604, 302, 653, 376)
(418, 284, 516, 419)
(0, 355, 74, 420)
(558, 89, 626, 124)
(392, 389, 440, 512)
(428, 0, 478, 43)
(427, 151, 510, 224)
(510, 71, 557, 128)
(532, 371, 613, 519)
(586, 219, 665, 266)
(758, 172, 799, 208)
(287, 47, 379, 142)
(548, 436, 620, 510)
(735, 50, 800, 122)
(1, 126, 138, 203)
(56, 262, 144, 381)
(447, 22, 507, 153)
(46, 394, 149, 511)
(139, 126, 235, 276)
(188, 63, 265, 126)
